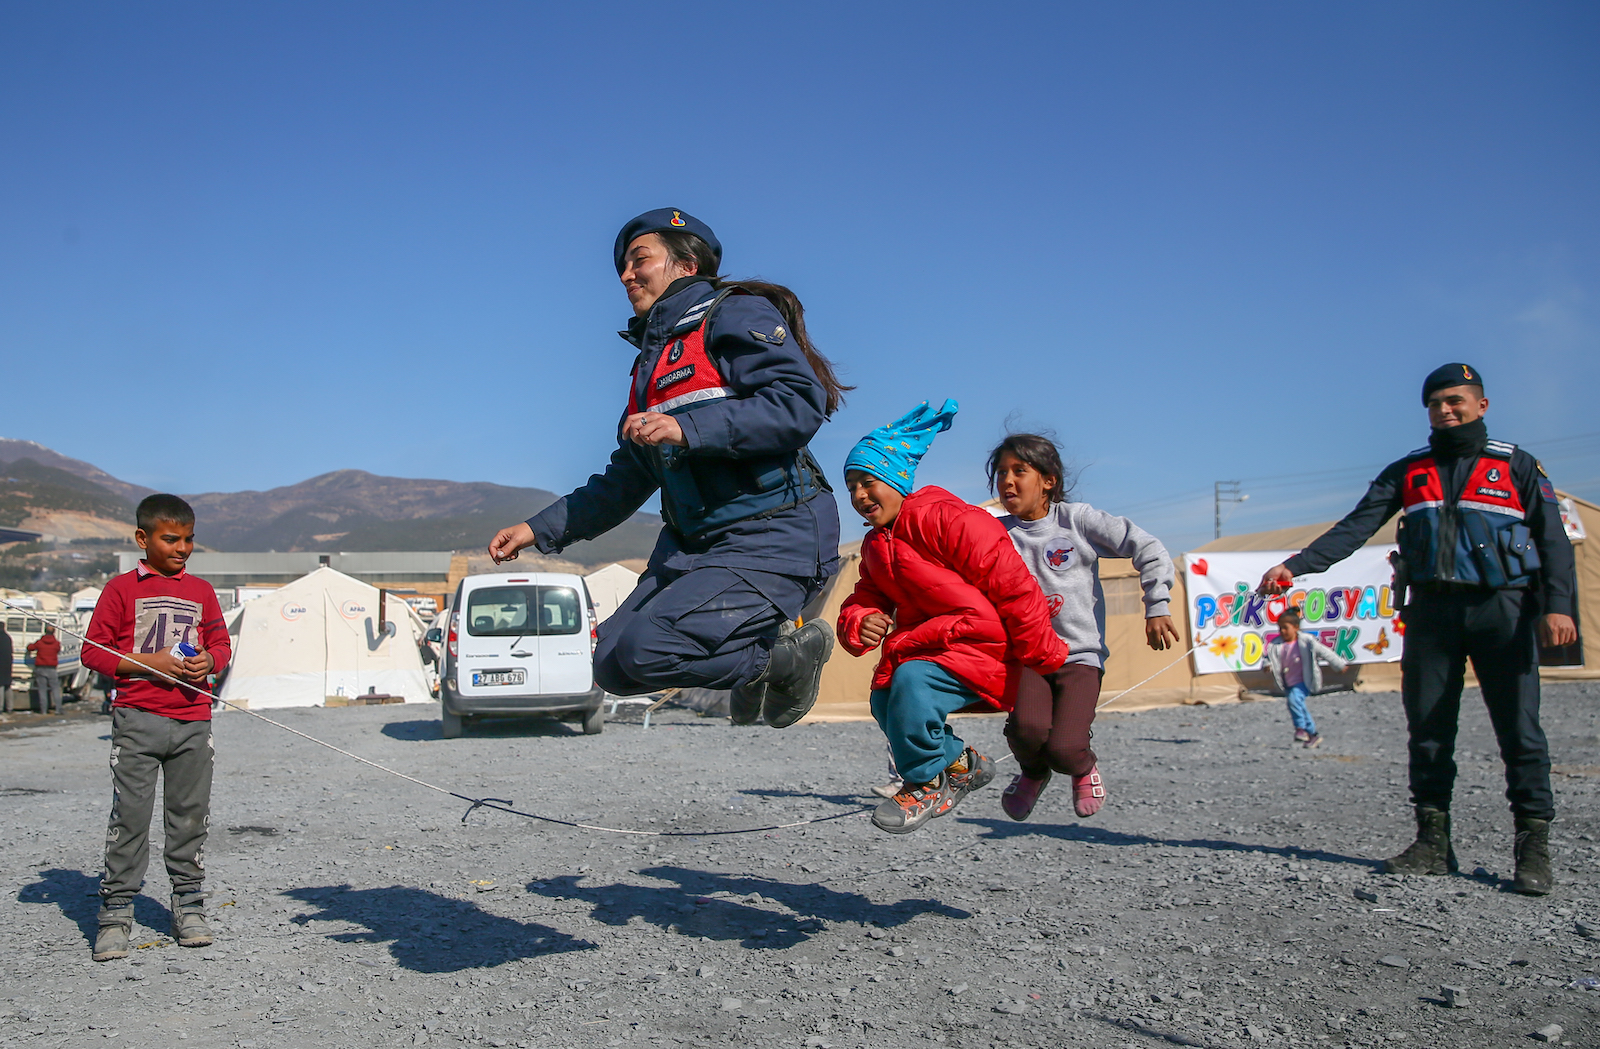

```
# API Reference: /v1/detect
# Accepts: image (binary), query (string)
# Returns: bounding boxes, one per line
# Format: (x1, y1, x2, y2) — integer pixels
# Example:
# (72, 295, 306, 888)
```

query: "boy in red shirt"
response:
(836, 401, 1069, 834)
(82, 495, 231, 962)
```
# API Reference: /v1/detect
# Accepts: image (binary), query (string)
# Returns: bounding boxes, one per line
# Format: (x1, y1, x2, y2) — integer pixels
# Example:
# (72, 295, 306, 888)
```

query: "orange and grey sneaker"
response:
(935, 747, 995, 818)
(871, 774, 946, 834)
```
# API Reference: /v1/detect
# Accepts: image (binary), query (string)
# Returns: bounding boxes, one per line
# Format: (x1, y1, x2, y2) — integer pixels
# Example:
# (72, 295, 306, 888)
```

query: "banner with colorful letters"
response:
(1183, 547, 1404, 675)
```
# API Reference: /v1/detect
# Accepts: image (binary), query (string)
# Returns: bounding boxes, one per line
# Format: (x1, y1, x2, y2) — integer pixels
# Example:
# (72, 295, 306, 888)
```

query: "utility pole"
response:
(1214, 481, 1247, 539)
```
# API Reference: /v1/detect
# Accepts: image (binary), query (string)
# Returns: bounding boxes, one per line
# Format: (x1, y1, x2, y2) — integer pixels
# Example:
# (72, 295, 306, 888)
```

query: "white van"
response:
(428, 572, 604, 738)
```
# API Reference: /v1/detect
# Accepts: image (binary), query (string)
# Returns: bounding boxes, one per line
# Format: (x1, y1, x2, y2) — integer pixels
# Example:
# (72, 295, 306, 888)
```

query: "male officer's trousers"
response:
(592, 566, 816, 696)
(1400, 587, 1553, 820)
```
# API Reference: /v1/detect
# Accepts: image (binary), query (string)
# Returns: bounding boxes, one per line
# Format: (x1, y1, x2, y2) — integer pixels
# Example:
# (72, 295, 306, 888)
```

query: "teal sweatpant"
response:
(870, 660, 979, 786)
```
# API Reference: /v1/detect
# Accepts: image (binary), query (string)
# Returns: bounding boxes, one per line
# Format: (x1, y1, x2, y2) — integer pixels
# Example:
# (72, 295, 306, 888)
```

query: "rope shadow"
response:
(16, 868, 173, 943)
(379, 717, 593, 742)
(956, 818, 1377, 869)
(737, 788, 869, 808)
(525, 865, 970, 949)
(283, 884, 594, 973)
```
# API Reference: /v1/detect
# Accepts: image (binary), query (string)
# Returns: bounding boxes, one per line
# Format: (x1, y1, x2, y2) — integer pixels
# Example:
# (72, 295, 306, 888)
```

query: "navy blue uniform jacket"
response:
(527, 278, 841, 582)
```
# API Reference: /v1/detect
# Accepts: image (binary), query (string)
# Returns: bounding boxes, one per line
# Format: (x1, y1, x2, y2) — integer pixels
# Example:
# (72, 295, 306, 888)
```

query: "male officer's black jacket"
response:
(1285, 428, 1575, 617)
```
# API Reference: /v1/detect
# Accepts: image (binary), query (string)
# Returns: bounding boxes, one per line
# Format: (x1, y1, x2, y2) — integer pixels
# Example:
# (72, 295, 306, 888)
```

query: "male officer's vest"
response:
(1397, 438, 1541, 589)
(627, 288, 828, 540)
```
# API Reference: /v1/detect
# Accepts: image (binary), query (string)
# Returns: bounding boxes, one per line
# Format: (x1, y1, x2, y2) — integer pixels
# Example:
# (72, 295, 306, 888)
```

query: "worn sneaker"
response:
(1302, 733, 1323, 749)
(935, 748, 994, 818)
(1001, 769, 1052, 822)
(1073, 765, 1107, 818)
(1293, 728, 1312, 743)
(170, 892, 213, 948)
(871, 775, 946, 835)
(92, 906, 134, 962)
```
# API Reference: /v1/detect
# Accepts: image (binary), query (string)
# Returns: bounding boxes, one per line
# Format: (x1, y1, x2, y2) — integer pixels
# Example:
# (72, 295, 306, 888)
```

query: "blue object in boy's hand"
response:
(171, 642, 199, 659)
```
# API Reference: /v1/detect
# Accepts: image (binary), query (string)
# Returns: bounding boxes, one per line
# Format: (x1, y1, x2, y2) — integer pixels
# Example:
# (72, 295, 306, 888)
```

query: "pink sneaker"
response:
(1073, 765, 1106, 818)
(1001, 770, 1051, 821)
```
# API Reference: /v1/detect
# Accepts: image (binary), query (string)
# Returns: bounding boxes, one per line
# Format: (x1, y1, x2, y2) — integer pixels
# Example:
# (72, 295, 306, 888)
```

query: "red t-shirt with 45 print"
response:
(83, 563, 232, 721)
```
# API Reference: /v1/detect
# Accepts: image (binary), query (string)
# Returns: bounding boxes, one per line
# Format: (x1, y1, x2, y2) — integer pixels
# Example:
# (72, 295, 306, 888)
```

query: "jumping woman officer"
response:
(488, 209, 848, 727)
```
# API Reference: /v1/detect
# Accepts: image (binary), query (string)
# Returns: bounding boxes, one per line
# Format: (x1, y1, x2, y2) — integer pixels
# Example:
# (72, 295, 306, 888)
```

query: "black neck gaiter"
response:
(1428, 418, 1488, 460)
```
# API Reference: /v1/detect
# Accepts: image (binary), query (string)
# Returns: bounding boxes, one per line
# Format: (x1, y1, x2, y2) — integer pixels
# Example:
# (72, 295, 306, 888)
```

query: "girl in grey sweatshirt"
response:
(989, 434, 1179, 821)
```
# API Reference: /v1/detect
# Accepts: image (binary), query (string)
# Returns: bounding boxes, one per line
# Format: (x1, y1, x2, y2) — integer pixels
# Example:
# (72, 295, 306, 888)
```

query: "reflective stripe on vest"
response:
(629, 325, 734, 416)
(1401, 455, 1525, 521)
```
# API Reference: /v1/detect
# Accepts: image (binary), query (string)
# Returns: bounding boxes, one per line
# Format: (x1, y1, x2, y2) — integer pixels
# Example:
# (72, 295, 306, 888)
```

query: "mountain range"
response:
(0, 439, 660, 565)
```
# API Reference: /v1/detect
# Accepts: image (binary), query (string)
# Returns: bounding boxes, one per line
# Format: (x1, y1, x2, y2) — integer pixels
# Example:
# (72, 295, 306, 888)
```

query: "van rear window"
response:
(465, 586, 583, 637)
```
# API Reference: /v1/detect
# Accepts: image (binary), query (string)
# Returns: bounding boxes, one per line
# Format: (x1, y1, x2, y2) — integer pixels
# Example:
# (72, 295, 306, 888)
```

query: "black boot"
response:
(1382, 806, 1458, 875)
(727, 682, 765, 726)
(1512, 816, 1553, 896)
(756, 621, 834, 729)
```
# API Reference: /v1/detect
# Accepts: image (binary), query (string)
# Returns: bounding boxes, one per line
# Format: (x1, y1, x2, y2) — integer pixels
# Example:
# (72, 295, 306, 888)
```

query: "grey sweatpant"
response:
(100, 706, 214, 908)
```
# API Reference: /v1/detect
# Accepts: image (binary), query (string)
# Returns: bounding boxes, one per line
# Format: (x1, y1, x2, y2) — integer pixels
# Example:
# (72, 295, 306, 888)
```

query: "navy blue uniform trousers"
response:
(593, 566, 814, 696)
(1401, 588, 1553, 820)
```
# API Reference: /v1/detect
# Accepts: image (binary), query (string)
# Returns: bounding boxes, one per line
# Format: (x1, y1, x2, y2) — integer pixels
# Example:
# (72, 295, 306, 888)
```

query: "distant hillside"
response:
(0, 443, 663, 565)
(185, 469, 661, 562)
(0, 439, 155, 504)
(0, 457, 133, 528)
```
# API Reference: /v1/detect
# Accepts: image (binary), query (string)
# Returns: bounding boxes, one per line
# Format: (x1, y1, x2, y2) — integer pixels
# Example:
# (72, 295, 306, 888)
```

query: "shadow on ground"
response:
(526, 865, 970, 949)
(284, 884, 594, 972)
(17, 868, 173, 944)
(379, 717, 588, 742)
(959, 817, 1377, 868)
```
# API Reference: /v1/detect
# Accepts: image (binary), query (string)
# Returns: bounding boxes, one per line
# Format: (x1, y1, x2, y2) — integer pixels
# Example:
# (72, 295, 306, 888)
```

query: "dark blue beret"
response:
(1422, 362, 1484, 405)
(613, 208, 721, 275)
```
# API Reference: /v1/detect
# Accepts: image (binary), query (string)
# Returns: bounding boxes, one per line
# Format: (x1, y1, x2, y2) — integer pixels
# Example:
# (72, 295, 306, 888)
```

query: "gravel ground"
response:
(2, 683, 1598, 1049)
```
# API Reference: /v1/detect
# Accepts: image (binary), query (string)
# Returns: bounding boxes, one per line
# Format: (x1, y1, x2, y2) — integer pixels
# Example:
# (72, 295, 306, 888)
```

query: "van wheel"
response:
(581, 706, 604, 735)
(441, 706, 465, 739)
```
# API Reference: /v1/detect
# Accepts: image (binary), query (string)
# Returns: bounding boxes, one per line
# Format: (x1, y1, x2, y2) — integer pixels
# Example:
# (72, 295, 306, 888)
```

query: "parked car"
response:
(427, 572, 603, 738)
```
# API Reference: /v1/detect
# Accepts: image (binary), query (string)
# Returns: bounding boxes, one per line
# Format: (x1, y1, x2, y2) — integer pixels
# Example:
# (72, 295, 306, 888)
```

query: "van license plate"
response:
(473, 670, 526, 687)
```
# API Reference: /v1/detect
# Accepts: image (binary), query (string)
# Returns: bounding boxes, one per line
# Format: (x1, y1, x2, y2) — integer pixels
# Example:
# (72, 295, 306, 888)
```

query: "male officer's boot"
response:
(170, 891, 214, 948)
(1511, 817, 1554, 896)
(754, 621, 835, 729)
(1381, 806, 1459, 875)
(92, 905, 134, 962)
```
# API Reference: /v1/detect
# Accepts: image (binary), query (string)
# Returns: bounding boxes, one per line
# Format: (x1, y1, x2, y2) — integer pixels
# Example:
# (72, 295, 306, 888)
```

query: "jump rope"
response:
(2, 597, 1211, 837)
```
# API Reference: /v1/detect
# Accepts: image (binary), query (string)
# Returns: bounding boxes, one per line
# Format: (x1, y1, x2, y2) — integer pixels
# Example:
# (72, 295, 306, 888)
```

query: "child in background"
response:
(837, 402, 1069, 835)
(1265, 608, 1347, 749)
(82, 495, 231, 962)
(989, 434, 1178, 821)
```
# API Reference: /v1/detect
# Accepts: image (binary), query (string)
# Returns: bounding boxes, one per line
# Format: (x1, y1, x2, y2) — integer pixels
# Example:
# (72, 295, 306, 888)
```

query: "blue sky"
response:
(2, 2, 1595, 554)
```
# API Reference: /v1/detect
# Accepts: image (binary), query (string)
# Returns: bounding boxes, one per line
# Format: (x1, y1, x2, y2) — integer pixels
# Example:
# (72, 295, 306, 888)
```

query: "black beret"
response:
(613, 208, 721, 275)
(1422, 362, 1484, 406)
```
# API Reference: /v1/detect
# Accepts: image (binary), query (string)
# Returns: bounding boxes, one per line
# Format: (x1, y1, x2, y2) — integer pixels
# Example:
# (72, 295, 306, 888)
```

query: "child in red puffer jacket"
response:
(835, 401, 1068, 834)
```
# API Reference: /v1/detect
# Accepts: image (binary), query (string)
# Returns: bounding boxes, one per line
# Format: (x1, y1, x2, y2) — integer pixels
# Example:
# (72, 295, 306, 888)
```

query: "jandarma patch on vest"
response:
(1476, 486, 1512, 500)
(655, 364, 695, 391)
(749, 325, 787, 345)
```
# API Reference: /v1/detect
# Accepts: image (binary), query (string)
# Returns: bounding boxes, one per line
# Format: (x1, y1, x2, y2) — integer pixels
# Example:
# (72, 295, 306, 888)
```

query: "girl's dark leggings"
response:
(1004, 663, 1102, 778)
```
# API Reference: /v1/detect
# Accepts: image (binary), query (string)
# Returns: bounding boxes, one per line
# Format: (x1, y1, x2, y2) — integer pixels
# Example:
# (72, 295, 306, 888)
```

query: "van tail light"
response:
(447, 614, 459, 659)
(589, 616, 598, 655)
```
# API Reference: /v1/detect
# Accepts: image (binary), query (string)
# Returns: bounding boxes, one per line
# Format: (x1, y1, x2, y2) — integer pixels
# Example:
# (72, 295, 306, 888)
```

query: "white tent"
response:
(71, 586, 102, 613)
(220, 566, 431, 709)
(584, 562, 641, 624)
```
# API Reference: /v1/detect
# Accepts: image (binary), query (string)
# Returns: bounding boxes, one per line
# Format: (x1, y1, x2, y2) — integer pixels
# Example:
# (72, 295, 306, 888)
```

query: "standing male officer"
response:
(1259, 363, 1577, 895)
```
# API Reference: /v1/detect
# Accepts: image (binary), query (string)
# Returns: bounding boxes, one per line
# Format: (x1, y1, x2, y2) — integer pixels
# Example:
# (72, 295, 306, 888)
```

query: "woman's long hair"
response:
(658, 230, 852, 416)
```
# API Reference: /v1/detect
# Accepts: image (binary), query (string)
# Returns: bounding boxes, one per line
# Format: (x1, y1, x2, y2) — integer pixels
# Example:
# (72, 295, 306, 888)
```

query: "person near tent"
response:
(488, 209, 849, 729)
(1258, 363, 1577, 896)
(0, 621, 12, 713)
(26, 624, 63, 714)
(82, 494, 232, 960)
(1264, 607, 1348, 749)
(986, 433, 1179, 822)
(836, 401, 1070, 834)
